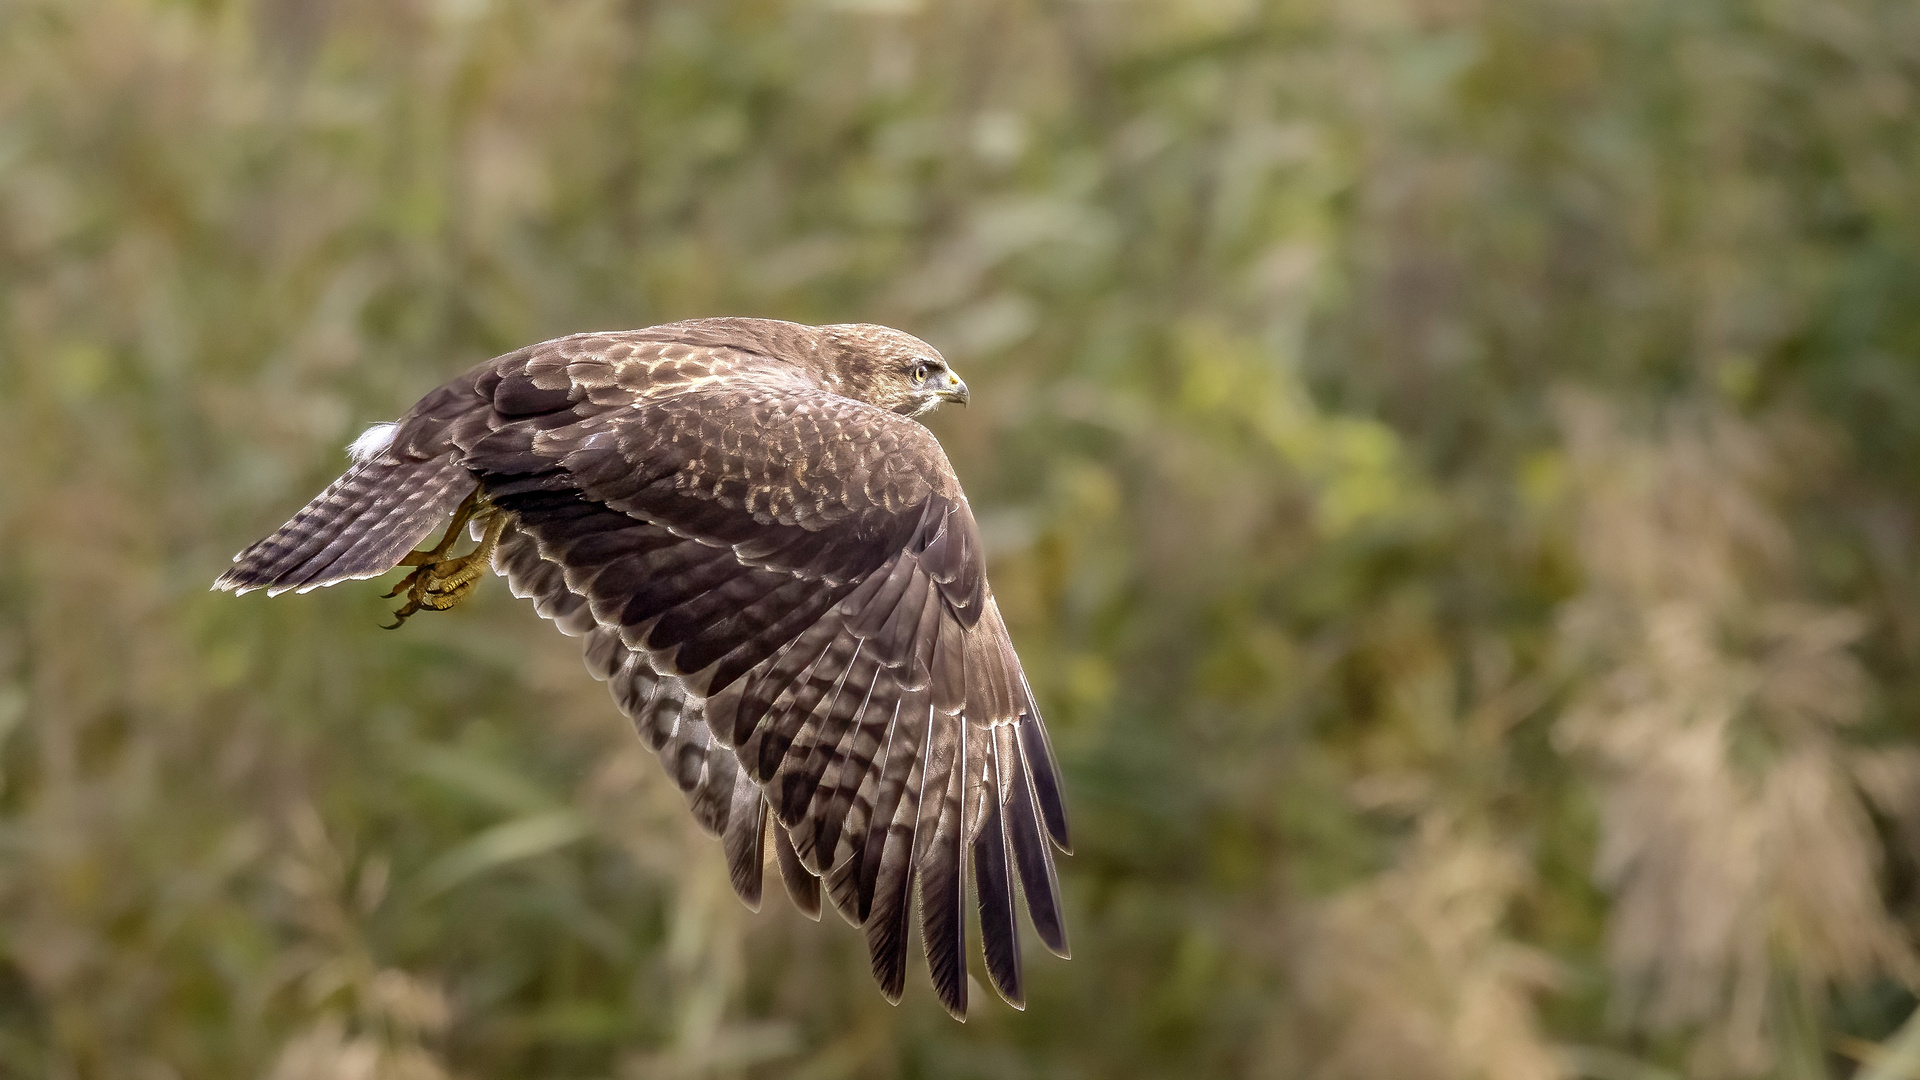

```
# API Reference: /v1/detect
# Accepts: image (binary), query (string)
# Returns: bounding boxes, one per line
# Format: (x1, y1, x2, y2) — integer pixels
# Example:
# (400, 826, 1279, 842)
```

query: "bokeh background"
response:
(5, 0, 1920, 1077)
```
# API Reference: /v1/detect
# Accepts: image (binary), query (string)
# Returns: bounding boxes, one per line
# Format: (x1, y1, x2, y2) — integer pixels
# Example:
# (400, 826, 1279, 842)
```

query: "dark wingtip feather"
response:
(863, 858, 913, 1004)
(862, 737, 925, 1007)
(866, 897, 911, 1005)
(920, 735, 969, 1022)
(1007, 726, 1070, 958)
(774, 822, 821, 921)
(1016, 710, 1071, 853)
(822, 856, 863, 928)
(723, 787, 767, 913)
(972, 764, 1025, 1009)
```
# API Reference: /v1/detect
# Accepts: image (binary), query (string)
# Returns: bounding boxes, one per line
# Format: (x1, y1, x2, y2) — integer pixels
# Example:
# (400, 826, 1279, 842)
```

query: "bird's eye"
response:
(912, 360, 935, 384)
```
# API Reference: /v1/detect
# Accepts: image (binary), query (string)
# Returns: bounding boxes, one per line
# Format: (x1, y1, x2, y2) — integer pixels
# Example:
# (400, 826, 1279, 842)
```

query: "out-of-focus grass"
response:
(3, 1, 1920, 1077)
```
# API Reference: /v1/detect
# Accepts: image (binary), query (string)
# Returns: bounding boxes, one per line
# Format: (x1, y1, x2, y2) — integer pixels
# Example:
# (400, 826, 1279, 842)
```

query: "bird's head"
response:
(819, 323, 968, 417)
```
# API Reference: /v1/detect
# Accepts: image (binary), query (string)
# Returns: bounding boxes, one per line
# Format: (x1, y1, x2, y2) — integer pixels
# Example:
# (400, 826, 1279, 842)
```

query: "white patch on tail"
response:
(347, 422, 398, 463)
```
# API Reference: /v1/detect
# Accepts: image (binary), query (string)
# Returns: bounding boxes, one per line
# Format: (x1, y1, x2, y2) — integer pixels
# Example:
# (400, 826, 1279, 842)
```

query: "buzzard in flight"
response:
(215, 318, 1068, 1017)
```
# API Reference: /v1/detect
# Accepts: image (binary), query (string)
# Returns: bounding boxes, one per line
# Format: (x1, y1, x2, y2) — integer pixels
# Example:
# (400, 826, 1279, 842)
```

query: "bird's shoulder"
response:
(493, 328, 811, 404)
(493, 329, 963, 499)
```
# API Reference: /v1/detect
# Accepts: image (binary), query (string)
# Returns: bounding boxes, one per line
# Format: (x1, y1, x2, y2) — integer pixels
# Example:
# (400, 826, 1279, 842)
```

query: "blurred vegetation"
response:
(4, 0, 1920, 1077)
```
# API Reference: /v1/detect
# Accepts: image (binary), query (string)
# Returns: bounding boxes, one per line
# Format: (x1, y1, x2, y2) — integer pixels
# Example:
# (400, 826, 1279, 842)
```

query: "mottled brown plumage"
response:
(215, 318, 1068, 1018)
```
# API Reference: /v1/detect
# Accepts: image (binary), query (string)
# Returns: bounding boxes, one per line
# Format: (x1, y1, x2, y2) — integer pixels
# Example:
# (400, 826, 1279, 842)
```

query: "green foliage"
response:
(3, 0, 1919, 1077)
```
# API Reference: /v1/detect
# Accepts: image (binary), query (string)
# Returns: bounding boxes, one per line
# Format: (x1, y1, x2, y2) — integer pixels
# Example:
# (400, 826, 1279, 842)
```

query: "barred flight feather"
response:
(215, 318, 1070, 1018)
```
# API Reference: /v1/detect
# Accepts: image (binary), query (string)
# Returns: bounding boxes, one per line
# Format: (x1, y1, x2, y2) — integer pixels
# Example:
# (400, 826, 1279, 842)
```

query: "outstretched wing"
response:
(449, 336, 1070, 1016)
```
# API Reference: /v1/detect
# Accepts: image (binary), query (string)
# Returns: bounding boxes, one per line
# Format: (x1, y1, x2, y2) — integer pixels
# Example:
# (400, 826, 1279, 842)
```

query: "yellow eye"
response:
(912, 361, 935, 383)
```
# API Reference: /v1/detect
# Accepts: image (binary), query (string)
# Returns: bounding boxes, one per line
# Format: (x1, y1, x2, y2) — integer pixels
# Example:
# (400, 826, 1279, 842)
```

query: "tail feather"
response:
(214, 453, 475, 595)
(278, 458, 470, 591)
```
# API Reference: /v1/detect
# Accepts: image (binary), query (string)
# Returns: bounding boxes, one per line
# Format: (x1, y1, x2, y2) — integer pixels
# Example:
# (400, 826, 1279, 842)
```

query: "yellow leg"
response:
(398, 489, 482, 567)
(382, 491, 506, 630)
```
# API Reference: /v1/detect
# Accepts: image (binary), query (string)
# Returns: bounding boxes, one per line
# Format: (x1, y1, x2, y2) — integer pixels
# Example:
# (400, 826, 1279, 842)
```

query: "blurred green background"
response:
(5, 0, 1920, 1077)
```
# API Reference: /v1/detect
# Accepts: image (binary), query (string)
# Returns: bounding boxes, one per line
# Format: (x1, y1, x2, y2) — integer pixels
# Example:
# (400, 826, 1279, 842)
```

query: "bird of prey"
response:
(215, 318, 1068, 1018)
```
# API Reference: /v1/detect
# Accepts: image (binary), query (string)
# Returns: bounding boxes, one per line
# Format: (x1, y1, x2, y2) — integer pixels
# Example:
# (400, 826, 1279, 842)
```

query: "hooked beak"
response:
(938, 371, 969, 406)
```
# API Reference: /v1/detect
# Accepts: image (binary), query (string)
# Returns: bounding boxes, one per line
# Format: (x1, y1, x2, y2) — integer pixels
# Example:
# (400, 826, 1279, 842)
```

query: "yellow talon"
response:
(383, 490, 506, 629)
